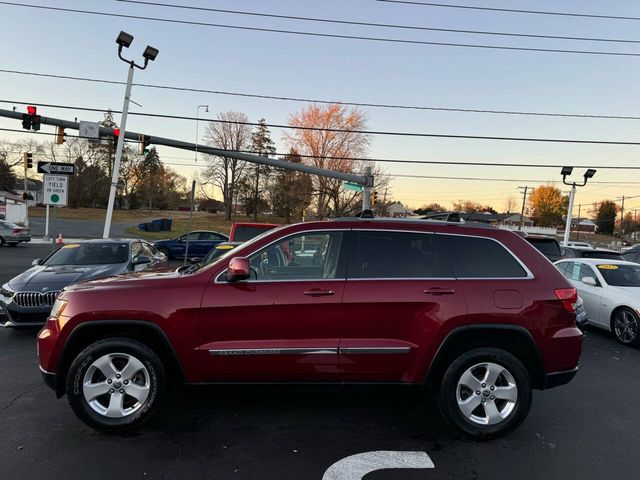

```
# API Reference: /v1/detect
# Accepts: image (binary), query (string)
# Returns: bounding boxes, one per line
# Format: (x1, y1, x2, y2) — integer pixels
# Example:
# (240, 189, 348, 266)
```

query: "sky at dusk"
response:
(3, 0, 640, 214)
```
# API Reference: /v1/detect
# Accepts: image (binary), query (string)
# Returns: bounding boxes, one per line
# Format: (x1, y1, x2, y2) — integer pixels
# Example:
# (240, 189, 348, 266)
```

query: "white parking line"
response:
(322, 451, 435, 480)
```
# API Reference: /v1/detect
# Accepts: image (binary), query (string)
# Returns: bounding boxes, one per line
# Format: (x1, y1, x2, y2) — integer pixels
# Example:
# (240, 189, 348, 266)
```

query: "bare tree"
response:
(285, 104, 370, 218)
(504, 196, 517, 213)
(201, 111, 251, 220)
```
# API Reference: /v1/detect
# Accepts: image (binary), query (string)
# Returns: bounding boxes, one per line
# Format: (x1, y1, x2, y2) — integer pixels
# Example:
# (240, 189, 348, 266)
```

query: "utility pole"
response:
(518, 186, 529, 230)
(575, 204, 582, 241)
(381, 188, 388, 217)
(620, 195, 626, 238)
(362, 166, 374, 212)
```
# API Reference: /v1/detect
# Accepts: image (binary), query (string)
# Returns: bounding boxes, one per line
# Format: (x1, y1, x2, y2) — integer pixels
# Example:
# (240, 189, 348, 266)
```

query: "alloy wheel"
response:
(456, 362, 518, 426)
(82, 353, 151, 418)
(613, 310, 638, 344)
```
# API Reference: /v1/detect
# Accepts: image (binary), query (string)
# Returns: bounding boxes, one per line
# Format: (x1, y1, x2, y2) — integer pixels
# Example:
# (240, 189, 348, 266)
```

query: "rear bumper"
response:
(542, 367, 578, 390)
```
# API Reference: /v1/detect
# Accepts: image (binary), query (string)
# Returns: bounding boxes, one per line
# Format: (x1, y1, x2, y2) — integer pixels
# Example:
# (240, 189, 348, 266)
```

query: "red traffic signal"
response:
(27, 105, 37, 116)
(113, 128, 121, 137)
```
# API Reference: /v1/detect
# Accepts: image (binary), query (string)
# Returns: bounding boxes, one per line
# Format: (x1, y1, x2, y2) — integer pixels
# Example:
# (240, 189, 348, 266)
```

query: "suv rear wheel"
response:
(439, 348, 532, 439)
(66, 337, 166, 432)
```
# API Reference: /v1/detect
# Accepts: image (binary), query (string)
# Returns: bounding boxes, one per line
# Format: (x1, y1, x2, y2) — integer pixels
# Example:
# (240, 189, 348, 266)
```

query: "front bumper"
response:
(542, 367, 578, 390)
(40, 365, 60, 394)
(0, 300, 50, 327)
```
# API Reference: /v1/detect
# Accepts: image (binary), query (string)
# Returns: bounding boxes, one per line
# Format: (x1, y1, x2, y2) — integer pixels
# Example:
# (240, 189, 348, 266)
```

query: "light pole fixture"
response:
(103, 31, 159, 239)
(561, 166, 596, 246)
(195, 105, 209, 163)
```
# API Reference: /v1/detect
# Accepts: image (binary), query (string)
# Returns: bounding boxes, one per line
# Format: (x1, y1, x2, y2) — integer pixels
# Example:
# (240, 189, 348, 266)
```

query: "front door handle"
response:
(304, 289, 335, 297)
(424, 288, 456, 296)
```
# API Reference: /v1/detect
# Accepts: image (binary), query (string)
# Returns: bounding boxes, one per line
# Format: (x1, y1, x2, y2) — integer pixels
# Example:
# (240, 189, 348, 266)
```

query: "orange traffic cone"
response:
(56, 233, 64, 245)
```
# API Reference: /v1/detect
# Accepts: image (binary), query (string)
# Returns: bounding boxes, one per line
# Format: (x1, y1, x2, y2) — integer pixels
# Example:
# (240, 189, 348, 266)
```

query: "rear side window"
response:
(437, 234, 528, 278)
(350, 231, 452, 278)
(623, 251, 639, 263)
(528, 239, 562, 256)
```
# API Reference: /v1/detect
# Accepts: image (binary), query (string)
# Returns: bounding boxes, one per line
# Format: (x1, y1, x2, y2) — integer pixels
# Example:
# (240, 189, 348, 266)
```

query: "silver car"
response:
(0, 220, 30, 246)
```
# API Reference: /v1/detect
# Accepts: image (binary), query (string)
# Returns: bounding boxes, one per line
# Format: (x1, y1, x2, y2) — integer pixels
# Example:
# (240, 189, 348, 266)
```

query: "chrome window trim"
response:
(351, 228, 533, 281)
(214, 228, 350, 284)
(209, 347, 338, 356)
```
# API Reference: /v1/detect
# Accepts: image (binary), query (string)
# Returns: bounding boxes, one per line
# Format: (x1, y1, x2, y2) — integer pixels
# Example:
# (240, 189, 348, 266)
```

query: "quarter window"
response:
(248, 231, 344, 281)
(438, 235, 528, 278)
(350, 231, 451, 278)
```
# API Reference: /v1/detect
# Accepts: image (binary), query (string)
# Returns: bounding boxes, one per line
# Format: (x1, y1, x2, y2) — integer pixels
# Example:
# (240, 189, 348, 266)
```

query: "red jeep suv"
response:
(37, 218, 582, 438)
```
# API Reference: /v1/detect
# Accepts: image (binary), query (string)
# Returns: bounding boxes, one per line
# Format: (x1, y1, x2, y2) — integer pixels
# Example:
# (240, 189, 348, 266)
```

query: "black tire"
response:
(7, 242, 18, 247)
(0, 237, 4, 246)
(439, 347, 532, 439)
(66, 337, 166, 432)
(611, 307, 640, 347)
(157, 247, 171, 260)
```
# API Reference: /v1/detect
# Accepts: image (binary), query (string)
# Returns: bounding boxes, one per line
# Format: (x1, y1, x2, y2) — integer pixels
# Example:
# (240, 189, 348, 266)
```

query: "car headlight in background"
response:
(49, 298, 69, 329)
(1, 284, 14, 298)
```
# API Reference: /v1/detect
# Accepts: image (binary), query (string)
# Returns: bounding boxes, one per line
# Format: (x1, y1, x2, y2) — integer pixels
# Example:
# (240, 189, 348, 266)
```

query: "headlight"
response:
(49, 298, 69, 329)
(1, 284, 14, 298)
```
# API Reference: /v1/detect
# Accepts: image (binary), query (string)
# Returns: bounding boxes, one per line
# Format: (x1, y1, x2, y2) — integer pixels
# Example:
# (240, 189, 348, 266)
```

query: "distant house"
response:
(14, 178, 43, 206)
(384, 202, 414, 218)
(466, 212, 533, 227)
(571, 217, 598, 233)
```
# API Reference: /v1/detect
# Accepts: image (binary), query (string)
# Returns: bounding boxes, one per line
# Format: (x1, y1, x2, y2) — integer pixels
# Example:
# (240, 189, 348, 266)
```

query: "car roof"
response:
(67, 238, 135, 244)
(556, 258, 635, 266)
(329, 217, 498, 230)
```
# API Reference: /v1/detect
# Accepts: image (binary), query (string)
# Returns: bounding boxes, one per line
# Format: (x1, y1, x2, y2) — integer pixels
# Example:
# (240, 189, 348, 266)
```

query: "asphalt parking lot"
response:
(1, 244, 639, 479)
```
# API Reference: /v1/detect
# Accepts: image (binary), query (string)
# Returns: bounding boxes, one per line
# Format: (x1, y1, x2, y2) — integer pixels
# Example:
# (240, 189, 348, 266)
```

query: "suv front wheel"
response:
(66, 337, 166, 432)
(439, 348, 532, 439)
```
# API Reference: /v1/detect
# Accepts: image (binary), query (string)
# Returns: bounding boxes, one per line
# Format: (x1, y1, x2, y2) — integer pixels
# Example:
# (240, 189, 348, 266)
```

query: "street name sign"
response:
(344, 181, 364, 192)
(37, 161, 75, 175)
(43, 174, 68, 207)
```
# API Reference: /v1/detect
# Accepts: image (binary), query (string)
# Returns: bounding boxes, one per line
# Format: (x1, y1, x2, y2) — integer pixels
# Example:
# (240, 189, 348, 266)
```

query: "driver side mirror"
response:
(32, 258, 42, 266)
(132, 255, 152, 266)
(190, 257, 202, 265)
(226, 257, 250, 282)
(582, 276, 598, 287)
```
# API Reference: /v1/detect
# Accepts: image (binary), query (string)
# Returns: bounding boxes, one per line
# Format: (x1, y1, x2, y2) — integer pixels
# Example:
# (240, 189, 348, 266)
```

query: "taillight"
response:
(12, 229, 21, 234)
(555, 288, 577, 312)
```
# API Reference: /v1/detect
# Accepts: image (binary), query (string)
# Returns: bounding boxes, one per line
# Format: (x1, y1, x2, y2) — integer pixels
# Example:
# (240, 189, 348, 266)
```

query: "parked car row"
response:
(0, 219, 30, 246)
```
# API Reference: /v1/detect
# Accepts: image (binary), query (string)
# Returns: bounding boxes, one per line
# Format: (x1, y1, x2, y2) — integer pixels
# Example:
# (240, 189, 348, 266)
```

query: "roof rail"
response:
(330, 216, 497, 229)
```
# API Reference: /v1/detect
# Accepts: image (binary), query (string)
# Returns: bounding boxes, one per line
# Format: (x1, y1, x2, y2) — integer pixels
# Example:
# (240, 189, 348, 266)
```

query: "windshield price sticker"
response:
(598, 264, 619, 270)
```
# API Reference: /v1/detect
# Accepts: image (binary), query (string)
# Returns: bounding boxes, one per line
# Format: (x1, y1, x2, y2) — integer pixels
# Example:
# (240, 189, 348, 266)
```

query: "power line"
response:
(4, 128, 640, 185)
(113, 0, 640, 45)
(2, 2, 640, 57)
(375, 1, 640, 22)
(5, 98, 640, 146)
(3, 68, 640, 121)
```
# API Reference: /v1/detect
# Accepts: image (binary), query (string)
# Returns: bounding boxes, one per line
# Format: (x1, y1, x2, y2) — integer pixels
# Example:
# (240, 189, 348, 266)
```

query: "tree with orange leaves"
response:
(284, 104, 371, 218)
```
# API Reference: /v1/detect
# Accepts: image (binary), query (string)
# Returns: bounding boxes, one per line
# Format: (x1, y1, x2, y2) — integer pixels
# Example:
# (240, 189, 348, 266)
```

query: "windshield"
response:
(597, 264, 640, 287)
(44, 243, 129, 266)
(528, 239, 561, 256)
(1, 220, 19, 229)
(202, 244, 237, 266)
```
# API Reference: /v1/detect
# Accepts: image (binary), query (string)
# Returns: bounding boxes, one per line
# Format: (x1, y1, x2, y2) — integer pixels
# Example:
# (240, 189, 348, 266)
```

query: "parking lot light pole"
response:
(562, 167, 596, 247)
(103, 31, 159, 239)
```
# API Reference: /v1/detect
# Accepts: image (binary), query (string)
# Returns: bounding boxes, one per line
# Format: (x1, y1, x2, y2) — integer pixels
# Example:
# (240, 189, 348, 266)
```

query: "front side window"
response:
(438, 235, 528, 278)
(248, 231, 344, 281)
(349, 230, 450, 278)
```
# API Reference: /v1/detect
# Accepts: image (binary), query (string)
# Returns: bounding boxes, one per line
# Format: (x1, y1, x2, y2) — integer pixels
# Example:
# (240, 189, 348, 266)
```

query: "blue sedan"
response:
(153, 230, 229, 260)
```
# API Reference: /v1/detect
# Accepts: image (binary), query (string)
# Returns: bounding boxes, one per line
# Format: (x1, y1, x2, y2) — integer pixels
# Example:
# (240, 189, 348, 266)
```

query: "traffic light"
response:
(55, 127, 66, 145)
(23, 152, 33, 169)
(139, 134, 151, 155)
(371, 190, 378, 206)
(21, 106, 40, 131)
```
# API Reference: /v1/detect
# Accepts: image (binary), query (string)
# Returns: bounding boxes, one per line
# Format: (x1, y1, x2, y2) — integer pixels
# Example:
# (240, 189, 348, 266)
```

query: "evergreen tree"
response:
(247, 119, 276, 220)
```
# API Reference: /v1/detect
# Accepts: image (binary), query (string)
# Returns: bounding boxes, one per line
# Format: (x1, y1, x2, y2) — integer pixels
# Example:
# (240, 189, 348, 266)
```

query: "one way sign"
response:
(37, 161, 75, 176)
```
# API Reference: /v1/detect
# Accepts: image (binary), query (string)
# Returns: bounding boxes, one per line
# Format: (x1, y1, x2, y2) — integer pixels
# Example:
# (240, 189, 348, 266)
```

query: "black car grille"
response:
(13, 291, 59, 307)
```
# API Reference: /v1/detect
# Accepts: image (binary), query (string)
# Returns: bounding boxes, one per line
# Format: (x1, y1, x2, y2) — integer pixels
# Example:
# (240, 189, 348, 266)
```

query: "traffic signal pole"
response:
(103, 63, 134, 238)
(0, 108, 375, 230)
(23, 156, 28, 228)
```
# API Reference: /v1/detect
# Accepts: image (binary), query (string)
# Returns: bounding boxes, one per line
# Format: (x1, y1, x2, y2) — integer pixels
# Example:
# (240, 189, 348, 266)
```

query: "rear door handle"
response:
(304, 289, 335, 297)
(424, 288, 456, 296)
